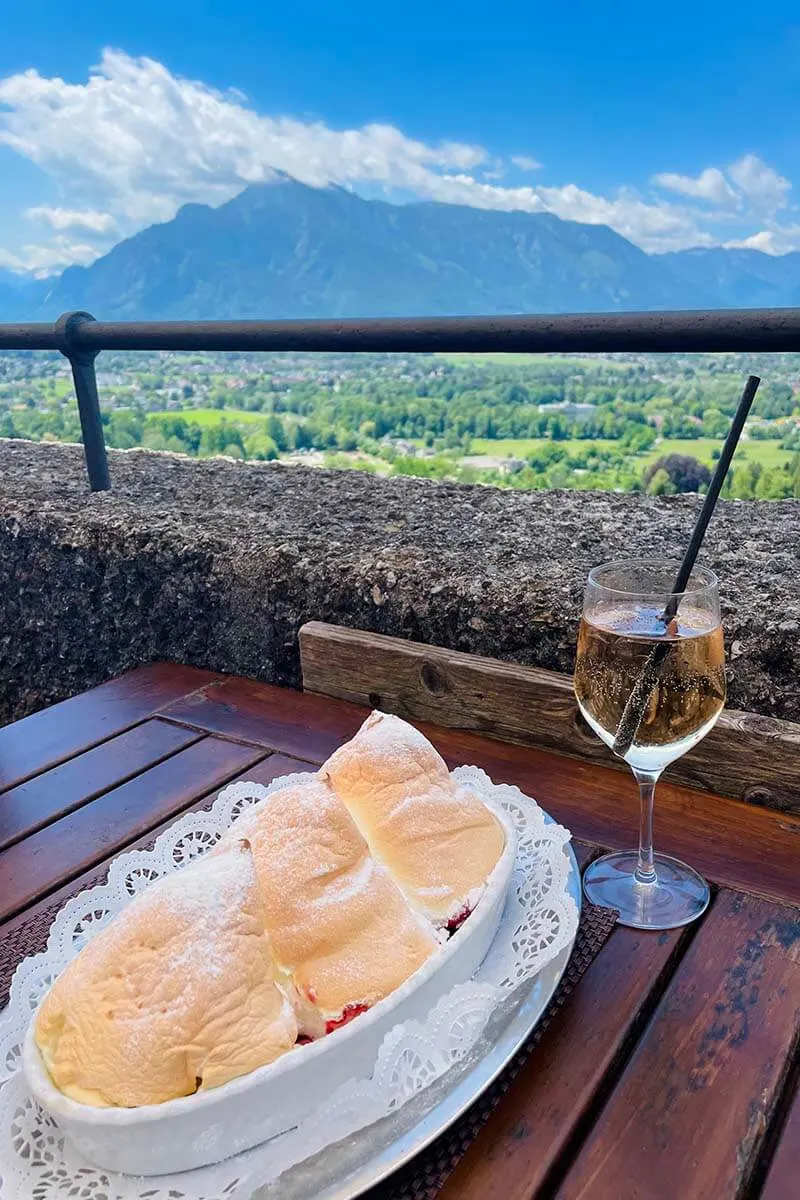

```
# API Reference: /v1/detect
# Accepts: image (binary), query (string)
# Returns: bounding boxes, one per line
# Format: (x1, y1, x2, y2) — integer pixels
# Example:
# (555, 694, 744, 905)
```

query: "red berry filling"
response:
(445, 905, 471, 934)
(325, 1003, 369, 1035)
(295, 910, 476, 1048)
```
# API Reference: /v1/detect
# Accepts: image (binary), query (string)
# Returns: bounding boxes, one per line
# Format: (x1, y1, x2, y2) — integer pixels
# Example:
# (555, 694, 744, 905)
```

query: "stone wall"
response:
(0, 439, 797, 725)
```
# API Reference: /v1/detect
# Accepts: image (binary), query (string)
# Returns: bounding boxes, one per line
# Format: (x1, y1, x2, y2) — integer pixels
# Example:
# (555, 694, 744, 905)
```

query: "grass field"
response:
(470, 437, 619, 457)
(32, 378, 75, 399)
(640, 437, 793, 469)
(150, 407, 269, 427)
(469, 435, 793, 468)
(439, 353, 629, 370)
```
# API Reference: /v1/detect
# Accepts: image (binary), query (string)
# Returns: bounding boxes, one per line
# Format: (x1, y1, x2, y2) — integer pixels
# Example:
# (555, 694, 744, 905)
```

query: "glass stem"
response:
(632, 768, 660, 884)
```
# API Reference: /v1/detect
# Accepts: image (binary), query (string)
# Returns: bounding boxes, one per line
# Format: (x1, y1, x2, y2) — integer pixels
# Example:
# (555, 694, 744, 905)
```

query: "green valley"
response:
(2, 347, 799, 498)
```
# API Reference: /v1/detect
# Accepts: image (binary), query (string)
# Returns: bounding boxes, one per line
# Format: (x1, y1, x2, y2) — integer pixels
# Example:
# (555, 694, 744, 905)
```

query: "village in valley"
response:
(2, 348, 799, 498)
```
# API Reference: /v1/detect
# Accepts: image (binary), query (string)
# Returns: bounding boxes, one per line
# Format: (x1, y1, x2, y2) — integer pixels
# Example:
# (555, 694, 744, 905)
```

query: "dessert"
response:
(322, 712, 506, 925)
(33, 711, 508, 1112)
(214, 776, 439, 1036)
(35, 843, 297, 1108)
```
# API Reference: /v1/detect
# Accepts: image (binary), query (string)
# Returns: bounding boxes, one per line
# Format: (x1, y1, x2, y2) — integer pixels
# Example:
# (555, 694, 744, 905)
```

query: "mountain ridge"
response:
(3, 177, 798, 320)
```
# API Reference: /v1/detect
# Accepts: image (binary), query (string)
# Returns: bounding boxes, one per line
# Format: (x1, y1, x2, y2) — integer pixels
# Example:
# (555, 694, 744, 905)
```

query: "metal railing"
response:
(1, 308, 799, 491)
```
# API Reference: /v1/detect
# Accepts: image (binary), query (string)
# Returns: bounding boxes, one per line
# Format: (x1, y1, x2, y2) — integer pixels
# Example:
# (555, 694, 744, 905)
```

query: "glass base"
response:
(583, 851, 710, 930)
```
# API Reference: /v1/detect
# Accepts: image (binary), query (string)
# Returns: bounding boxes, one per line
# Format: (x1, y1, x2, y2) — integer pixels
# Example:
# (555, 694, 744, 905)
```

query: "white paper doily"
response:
(0, 766, 578, 1200)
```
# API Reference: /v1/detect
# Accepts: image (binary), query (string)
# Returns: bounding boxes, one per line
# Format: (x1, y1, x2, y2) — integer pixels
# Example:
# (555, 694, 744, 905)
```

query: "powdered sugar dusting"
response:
(350, 711, 451, 780)
(323, 711, 505, 922)
(309, 854, 376, 907)
(33, 840, 298, 1107)
(164, 854, 254, 1002)
(215, 777, 438, 1025)
(98, 843, 263, 1003)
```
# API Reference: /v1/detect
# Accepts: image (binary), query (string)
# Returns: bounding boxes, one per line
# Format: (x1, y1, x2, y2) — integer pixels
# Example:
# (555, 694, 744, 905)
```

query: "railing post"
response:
(54, 311, 110, 492)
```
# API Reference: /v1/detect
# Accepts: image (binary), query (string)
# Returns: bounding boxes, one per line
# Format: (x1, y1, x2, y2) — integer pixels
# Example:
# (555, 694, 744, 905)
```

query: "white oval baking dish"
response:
(23, 792, 517, 1176)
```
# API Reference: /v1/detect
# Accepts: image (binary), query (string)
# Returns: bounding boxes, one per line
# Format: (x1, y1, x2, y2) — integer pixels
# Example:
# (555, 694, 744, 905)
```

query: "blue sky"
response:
(1, 1, 798, 273)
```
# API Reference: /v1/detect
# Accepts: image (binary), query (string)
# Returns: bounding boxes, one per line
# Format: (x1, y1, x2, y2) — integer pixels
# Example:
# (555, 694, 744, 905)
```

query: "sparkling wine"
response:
(574, 603, 726, 771)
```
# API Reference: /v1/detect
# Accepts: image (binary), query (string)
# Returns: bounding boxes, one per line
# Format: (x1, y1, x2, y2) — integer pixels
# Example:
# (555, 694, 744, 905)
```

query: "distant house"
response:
(386, 438, 417, 456)
(461, 455, 526, 475)
(537, 401, 596, 421)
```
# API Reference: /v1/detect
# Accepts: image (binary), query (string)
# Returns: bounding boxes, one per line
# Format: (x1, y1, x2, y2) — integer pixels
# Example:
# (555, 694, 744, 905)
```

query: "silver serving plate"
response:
(255, 825, 581, 1200)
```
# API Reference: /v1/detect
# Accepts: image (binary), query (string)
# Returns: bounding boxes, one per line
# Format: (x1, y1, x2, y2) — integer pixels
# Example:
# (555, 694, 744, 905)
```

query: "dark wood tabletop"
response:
(1, 662, 798, 1200)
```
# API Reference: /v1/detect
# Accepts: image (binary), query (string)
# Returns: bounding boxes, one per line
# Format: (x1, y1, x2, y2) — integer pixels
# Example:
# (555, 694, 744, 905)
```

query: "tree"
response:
(754, 382, 794, 419)
(728, 463, 760, 499)
(293, 422, 313, 450)
(265, 414, 287, 449)
(702, 407, 728, 438)
(244, 433, 279, 461)
(642, 454, 710, 494)
(505, 383, 530, 406)
(546, 462, 572, 488)
(622, 424, 656, 452)
(645, 468, 676, 496)
(754, 467, 791, 500)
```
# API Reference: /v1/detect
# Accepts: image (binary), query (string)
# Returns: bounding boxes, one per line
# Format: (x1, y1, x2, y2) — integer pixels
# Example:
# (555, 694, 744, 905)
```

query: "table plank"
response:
(0, 663, 222, 792)
(158, 676, 367, 757)
(0, 753, 314, 1006)
(556, 890, 800, 1200)
(0, 719, 201, 852)
(430, 727, 800, 911)
(437, 921, 692, 1200)
(0, 736, 266, 922)
(160, 681, 800, 908)
(760, 1081, 800, 1200)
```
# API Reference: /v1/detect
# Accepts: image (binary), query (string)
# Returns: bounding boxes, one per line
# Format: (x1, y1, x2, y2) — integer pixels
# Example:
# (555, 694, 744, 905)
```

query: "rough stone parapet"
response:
(0, 439, 797, 725)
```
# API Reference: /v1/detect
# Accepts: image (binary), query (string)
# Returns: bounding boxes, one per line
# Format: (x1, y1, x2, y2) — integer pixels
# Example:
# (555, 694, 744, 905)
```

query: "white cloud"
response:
(0, 237, 100, 274)
(0, 51, 702, 256)
(0, 50, 489, 230)
(652, 154, 795, 252)
(511, 155, 542, 171)
(724, 231, 780, 253)
(25, 206, 117, 235)
(0, 49, 795, 270)
(727, 153, 790, 215)
(534, 183, 712, 250)
(724, 225, 800, 255)
(654, 154, 791, 220)
(653, 167, 736, 205)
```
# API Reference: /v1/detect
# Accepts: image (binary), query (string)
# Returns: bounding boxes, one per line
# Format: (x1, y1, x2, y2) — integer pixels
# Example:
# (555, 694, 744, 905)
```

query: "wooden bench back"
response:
(299, 621, 800, 814)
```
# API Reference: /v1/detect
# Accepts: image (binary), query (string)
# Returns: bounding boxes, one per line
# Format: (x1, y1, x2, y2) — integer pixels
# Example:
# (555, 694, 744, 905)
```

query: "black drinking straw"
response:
(612, 374, 761, 757)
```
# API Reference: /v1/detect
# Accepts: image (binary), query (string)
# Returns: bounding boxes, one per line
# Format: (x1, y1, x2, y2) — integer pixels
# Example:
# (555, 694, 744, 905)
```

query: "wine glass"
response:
(573, 559, 725, 929)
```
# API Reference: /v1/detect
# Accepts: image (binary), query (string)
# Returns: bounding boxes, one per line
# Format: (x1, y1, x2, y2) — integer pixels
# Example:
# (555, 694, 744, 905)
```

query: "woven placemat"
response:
(1, 862, 113, 1007)
(362, 899, 618, 1200)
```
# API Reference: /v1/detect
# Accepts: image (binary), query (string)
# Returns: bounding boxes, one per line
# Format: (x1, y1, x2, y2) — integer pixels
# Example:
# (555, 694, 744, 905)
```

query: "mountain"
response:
(0, 278, 19, 320)
(663, 247, 800, 309)
(5, 175, 798, 320)
(0, 268, 47, 321)
(34, 176, 710, 320)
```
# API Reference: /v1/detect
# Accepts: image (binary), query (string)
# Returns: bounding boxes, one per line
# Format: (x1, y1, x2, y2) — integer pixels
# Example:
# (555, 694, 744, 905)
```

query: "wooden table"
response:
(1, 661, 798, 1200)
